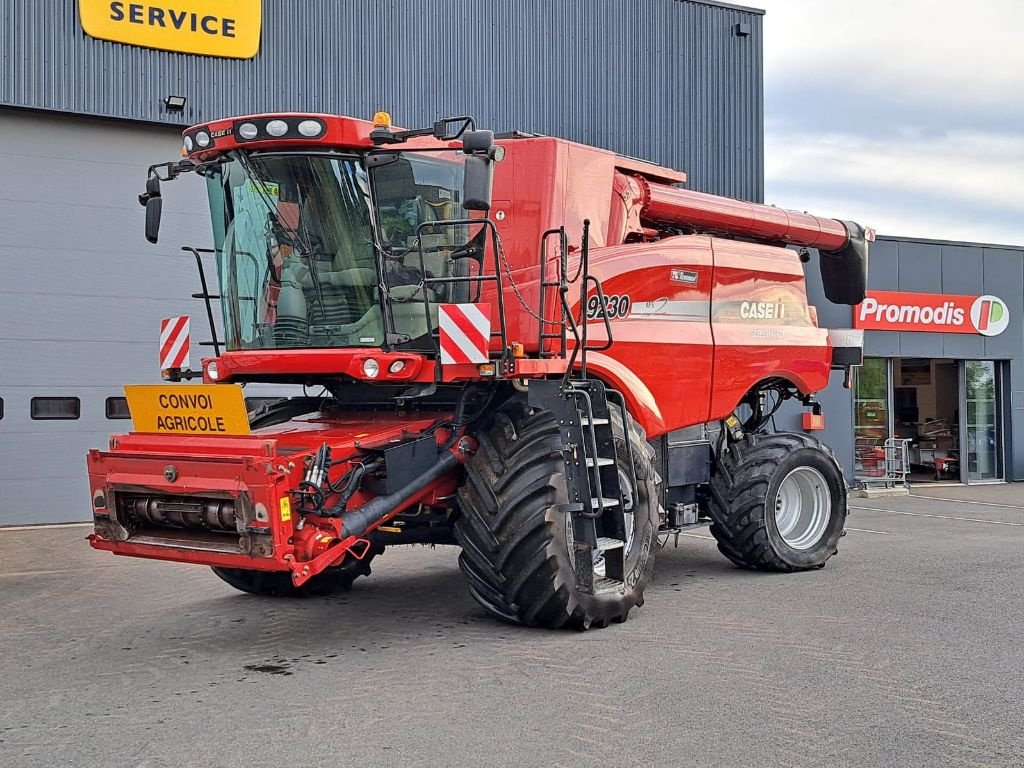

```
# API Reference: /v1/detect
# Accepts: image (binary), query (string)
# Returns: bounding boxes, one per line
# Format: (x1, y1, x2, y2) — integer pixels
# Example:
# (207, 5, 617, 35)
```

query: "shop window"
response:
(854, 358, 889, 479)
(105, 397, 132, 420)
(31, 397, 81, 420)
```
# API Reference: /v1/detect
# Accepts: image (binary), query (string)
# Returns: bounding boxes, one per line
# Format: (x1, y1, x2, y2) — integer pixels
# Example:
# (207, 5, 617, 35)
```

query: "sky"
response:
(754, 0, 1024, 246)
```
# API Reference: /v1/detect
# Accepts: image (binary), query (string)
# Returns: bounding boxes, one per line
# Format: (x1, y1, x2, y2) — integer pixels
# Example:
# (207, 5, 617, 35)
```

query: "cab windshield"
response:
(204, 151, 470, 351)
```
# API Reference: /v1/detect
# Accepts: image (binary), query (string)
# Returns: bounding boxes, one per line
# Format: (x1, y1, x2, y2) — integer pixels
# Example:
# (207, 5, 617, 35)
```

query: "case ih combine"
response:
(87, 112, 869, 629)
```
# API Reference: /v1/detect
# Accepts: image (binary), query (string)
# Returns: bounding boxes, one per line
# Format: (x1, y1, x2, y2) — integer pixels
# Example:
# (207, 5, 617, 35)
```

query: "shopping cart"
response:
(856, 437, 909, 488)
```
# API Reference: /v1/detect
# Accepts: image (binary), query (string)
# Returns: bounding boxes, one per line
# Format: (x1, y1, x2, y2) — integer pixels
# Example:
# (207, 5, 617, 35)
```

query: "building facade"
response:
(0, 0, 766, 524)
(777, 237, 1024, 485)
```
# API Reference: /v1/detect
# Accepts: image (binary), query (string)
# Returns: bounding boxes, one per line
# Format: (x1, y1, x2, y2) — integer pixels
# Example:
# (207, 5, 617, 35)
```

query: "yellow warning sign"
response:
(79, 0, 262, 59)
(124, 384, 251, 435)
(279, 497, 292, 522)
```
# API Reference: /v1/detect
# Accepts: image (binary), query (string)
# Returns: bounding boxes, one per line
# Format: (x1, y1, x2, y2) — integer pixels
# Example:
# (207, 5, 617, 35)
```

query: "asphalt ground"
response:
(2, 485, 1023, 768)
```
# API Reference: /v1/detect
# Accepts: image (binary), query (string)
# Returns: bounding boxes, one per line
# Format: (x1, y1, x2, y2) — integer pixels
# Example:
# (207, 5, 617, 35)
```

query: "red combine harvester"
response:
(87, 112, 869, 629)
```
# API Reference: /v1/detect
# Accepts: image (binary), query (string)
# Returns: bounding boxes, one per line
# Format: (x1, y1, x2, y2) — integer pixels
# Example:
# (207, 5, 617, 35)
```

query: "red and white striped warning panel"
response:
(438, 304, 491, 365)
(159, 316, 191, 370)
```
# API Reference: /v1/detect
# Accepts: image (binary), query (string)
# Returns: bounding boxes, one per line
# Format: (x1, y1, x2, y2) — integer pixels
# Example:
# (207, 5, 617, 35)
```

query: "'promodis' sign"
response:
(853, 291, 1009, 337)
(79, 0, 261, 59)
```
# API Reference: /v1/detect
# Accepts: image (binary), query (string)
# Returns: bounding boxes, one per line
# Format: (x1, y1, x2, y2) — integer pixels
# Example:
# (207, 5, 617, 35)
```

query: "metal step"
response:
(595, 536, 625, 551)
(579, 417, 609, 426)
(585, 457, 615, 467)
(589, 497, 620, 509)
(593, 577, 625, 595)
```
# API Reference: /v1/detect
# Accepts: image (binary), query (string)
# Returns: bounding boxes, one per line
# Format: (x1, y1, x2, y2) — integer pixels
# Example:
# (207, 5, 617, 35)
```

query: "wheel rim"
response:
(566, 467, 636, 577)
(773, 466, 832, 550)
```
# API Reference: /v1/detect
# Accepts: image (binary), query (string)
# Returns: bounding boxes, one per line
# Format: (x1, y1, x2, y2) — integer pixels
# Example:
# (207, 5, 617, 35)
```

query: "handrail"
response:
(181, 246, 221, 356)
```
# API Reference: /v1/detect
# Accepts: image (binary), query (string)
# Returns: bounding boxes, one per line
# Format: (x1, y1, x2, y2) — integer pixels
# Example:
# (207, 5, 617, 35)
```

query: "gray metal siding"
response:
(1, 0, 764, 200)
(0, 109, 216, 524)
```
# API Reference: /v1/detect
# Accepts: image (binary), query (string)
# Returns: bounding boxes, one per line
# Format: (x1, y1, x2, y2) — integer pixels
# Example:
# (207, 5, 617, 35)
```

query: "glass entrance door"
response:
(853, 358, 891, 482)
(961, 361, 1002, 482)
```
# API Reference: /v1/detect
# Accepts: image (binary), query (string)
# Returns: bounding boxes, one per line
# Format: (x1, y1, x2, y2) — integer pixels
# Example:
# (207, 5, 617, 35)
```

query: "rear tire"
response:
(454, 396, 658, 630)
(211, 543, 383, 597)
(707, 432, 846, 571)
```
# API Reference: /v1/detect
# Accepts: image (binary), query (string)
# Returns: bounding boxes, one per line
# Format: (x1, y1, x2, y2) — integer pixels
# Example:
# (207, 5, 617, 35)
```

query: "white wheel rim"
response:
(773, 466, 832, 550)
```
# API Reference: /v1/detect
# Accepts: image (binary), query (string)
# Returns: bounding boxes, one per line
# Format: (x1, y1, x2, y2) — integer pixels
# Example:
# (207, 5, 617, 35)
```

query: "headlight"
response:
(207, 361, 219, 380)
(298, 120, 323, 137)
(238, 122, 258, 140)
(266, 120, 288, 137)
(195, 131, 211, 148)
(362, 359, 380, 379)
(388, 360, 406, 374)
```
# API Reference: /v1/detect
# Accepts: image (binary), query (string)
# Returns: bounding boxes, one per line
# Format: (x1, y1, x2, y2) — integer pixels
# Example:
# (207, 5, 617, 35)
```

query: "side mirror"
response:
(145, 197, 163, 244)
(463, 155, 494, 211)
(139, 175, 162, 244)
(461, 130, 503, 212)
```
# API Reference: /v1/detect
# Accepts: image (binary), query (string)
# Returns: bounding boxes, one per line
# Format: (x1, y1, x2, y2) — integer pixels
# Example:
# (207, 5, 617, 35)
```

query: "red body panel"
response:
(575, 236, 829, 439)
(88, 413, 459, 577)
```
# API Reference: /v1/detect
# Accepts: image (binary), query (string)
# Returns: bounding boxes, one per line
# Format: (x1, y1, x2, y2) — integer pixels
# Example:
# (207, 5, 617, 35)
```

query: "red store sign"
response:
(853, 291, 1009, 336)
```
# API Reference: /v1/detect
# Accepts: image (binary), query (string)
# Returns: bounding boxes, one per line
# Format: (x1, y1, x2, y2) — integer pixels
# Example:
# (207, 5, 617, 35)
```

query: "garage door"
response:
(0, 109, 218, 524)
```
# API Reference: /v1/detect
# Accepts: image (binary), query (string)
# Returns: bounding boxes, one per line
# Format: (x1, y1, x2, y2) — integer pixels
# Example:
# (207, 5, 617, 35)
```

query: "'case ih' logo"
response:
(854, 291, 1009, 336)
(970, 295, 1009, 336)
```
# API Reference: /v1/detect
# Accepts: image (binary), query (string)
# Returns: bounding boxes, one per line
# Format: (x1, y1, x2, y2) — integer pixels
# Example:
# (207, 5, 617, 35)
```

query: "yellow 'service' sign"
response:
(79, 0, 261, 59)
(124, 384, 252, 436)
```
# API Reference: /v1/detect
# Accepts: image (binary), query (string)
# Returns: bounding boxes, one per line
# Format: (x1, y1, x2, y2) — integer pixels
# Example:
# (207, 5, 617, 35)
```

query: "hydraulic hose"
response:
(339, 450, 461, 539)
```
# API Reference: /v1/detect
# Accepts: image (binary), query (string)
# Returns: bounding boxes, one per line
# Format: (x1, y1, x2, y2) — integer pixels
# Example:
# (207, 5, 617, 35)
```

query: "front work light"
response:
(298, 120, 323, 137)
(363, 359, 380, 379)
(266, 120, 289, 137)
(238, 122, 259, 140)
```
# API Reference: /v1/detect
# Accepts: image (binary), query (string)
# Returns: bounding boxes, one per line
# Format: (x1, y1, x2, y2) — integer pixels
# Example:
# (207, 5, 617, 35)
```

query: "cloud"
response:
(755, 0, 1024, 246)
(759, 0, 1024, 109)
(765, 127, 1024, 245)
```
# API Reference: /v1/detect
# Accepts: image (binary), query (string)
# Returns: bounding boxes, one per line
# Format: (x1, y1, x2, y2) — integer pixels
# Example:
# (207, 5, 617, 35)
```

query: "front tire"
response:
(454, 397, 658, 629)
(211, 543, 383, 597)
(707, 432, 846, 571)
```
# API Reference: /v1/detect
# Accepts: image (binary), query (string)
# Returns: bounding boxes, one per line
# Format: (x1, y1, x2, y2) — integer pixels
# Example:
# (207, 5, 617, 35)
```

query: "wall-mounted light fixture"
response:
(164, 95, 187, 112)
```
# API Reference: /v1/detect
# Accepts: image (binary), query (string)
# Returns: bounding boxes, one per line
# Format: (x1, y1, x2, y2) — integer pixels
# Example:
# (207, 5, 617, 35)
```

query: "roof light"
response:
(266, 120, 288, 137)
(206, 361, 219, 381)
(372, 111, 392, 128)
(183, 135, 193, 152)
(238, 122, 258, 140)
(362, 359, 380, 379)
(298, 120, 323, 137)
(195, 131, 211, 148)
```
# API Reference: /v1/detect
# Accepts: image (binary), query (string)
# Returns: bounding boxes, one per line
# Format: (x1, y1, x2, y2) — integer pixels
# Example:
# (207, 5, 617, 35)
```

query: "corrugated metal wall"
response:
(1, 0, 764, 200)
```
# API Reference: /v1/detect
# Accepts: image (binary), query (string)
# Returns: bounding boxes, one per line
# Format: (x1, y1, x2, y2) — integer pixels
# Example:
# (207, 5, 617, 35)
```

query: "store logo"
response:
(854, 291, 1009, 336)
(79, 0, 261, 59)
(970, 295, 1009, 336)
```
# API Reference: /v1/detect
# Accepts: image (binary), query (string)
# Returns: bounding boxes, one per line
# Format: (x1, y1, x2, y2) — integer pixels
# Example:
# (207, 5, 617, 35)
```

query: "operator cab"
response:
(205, 149, 473, 351)
(140, 112, 502, 369)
